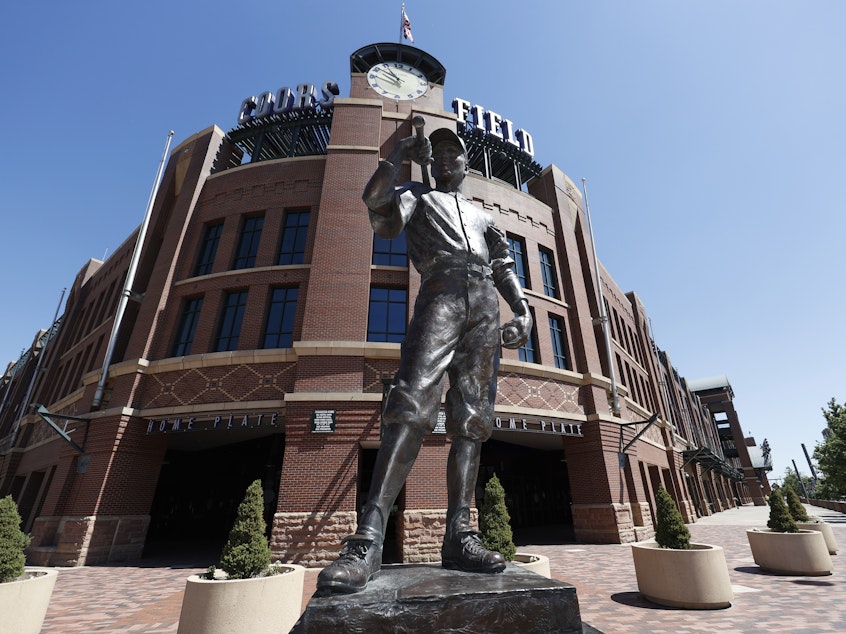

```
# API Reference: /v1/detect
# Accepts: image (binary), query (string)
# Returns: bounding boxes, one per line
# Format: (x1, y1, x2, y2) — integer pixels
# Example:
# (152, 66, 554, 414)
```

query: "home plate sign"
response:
(311, 409, 336, 433)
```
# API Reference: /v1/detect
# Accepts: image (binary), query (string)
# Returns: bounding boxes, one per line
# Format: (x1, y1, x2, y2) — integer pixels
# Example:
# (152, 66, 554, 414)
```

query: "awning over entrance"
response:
(683, 447, 744, 481)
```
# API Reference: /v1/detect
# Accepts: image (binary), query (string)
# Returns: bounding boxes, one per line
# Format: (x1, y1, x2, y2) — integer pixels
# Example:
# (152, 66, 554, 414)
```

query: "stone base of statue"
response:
(291, 562, 599, 634)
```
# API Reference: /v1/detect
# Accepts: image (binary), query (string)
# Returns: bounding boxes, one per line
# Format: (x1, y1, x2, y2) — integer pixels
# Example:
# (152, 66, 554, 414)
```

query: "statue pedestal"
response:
(292, 563, 598, 633)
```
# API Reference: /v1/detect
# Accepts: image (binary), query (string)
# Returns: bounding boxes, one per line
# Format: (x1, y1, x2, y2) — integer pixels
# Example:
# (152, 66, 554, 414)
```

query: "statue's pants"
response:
(382, 271, 501, 441)
(358, 270, 502, 543)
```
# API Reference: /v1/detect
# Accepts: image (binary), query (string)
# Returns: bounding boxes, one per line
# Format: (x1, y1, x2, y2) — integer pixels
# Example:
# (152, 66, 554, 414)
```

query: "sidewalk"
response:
(40, 504, 846, 633)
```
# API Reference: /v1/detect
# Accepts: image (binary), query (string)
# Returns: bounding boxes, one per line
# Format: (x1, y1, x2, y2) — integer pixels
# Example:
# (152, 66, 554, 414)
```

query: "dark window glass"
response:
(507, 235, 529, 288)
(171, 297, 203, 357)
(263, 287, 299, 349)
(194, 222, 223, 276)
(518, 308, 538, 363)
(605, 299, 617, 340)
(367, 287, 407, 343)
(539, 247, 559, 299)
(372, 233, 408, 266)
(277, 210, 310, 265)
(172, 297, 204, 356)
(549, 315, 570, 370)
(215, 290, 248, 351)
(233, 215, 264, 269)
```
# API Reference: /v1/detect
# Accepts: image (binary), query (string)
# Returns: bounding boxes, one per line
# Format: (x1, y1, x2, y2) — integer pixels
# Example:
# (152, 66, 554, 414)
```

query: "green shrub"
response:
(783, 485, 810, 522)
(479, 474, 516, 561)
(0, 495, 31, 583)
(654, 485, 691, 550)
(767, 489, 798, 533)
(219, 480, 272, 579)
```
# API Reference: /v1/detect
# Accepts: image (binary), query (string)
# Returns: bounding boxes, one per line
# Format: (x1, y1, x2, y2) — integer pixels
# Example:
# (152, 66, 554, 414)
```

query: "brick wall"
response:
(572, 503, 635, 544)
(399, 508, 479, 563)
(278, 402, 378, 513)
(272, 510, 357, 567)
(28, 514, 150, 566)
(630, 501, 654, 541)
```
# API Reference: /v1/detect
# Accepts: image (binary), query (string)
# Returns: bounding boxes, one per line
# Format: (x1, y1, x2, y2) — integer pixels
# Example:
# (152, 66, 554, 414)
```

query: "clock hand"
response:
(381, 73, 403, 86)
(373, 67, 402, 85)
(381, 66, 402, 81)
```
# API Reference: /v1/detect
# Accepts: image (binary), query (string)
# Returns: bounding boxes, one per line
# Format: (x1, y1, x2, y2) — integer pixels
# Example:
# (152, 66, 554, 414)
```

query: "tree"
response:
(0, 495, 30, 583)
(781, 467, 814, 499)
(654, 485, 691, 550)
(219, 480, 272, 579)
(813, 398, 846, 499)
(783, 484, 810, 522)
(767, 489, 798, 533)
(479, 474, 516, 561)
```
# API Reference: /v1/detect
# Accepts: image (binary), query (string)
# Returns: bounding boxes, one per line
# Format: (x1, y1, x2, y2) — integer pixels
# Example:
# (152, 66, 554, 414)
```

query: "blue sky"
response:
(1, 1, 844, 482)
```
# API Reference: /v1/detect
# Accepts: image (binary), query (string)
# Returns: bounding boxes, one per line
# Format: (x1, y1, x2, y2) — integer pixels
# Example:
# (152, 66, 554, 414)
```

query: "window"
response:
(215, 290, 248, 351)
(277, 210, 310, 265)
(624, 363, 637, 401)
(548, 315, 570, 370)
(372, 233, 408, 266)
(194, 222, 223, 276)
(233, 215, 264, 269)
(172, 297, 204, 356)
(630, 325, 644, 365)
(623, 323, 634, 356)
(263, 287, 298, 349)
(610, 303, 625, 343)
(538, 247, 559, 299)
(96, 279, 118, 325)
(367, 288, 407, 343)
(507, 235, 529, 288)
(518, 308, 538, 363)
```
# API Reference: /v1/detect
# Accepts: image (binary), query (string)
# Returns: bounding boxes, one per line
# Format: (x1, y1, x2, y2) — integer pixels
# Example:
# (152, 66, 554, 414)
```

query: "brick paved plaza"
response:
(40, 504, 845, 633)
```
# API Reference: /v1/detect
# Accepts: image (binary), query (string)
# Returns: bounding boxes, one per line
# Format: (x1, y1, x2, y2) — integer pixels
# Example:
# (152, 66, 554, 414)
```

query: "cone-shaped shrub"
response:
(479, 474, 516, 561)
(219, 480, 271, 579)
(767, 489, 798, 533)
(783, 485, 810, 522)
(0, 495, 30, 583)
(654, 485, 691, 549)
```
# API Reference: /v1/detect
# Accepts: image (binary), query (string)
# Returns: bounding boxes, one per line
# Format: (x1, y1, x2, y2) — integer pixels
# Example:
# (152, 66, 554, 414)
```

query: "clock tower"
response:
(350, 43, 447, 112)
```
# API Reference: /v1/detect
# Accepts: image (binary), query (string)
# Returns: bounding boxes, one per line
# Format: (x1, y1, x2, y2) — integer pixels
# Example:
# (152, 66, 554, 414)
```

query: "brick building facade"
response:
(0, 43, 769, 567)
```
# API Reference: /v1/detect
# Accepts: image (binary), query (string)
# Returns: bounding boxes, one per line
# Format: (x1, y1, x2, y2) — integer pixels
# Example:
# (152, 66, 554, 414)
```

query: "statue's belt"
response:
(422, 261, 493, 280)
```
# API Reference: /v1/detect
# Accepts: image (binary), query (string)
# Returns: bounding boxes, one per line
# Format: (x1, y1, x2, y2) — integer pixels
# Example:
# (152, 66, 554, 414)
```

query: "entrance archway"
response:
(479, 439, 573, 544)
(144, 434, 284, 561)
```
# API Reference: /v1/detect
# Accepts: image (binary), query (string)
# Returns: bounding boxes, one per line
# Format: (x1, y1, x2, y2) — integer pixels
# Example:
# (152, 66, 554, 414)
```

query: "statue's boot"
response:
(317, 423, 423, 593)
(314, 526, 383, 594)
(441, 436, 506, 573)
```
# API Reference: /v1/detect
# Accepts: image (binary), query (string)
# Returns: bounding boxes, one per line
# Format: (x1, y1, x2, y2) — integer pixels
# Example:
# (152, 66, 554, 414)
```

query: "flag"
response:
(402, 5, 414, 43)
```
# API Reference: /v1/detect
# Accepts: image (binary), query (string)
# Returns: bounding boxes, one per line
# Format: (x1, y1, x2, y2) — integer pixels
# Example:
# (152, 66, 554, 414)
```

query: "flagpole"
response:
(400, 4, 404, 44)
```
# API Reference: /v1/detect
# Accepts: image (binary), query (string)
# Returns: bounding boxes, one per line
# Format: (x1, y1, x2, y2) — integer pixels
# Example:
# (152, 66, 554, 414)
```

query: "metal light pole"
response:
(92, 131, 174, 410)
(581, 178, 620, 416)
(9, 287, 66, 447)
(801, 443, 818, 482)
(792, 459, 809, 500)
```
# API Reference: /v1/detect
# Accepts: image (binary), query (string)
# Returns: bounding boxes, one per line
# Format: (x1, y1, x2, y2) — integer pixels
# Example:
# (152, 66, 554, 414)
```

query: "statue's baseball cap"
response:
(429, 127, 467, 156)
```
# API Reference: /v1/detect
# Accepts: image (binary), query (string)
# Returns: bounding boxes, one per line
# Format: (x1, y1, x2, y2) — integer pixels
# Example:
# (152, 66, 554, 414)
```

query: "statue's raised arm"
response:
(363, 129, 431, 216)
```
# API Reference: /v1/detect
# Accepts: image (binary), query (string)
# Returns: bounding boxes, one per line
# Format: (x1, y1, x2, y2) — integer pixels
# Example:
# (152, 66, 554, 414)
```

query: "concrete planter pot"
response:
(631, 542, 732, 609)
(746, 529, 833, 575)
(177, 564, 305, 634)
(797, 521, 838, 555)
(512, 553, 551, 578)
(0, 567, 58, 634)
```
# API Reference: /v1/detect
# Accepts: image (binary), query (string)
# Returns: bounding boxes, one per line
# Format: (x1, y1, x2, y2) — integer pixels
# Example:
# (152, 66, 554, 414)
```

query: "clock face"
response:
(367, 62, 429, 101)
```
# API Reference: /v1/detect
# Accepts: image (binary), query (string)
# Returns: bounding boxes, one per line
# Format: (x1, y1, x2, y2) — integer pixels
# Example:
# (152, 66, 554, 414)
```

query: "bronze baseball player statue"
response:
(317, 120, 532, 593)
